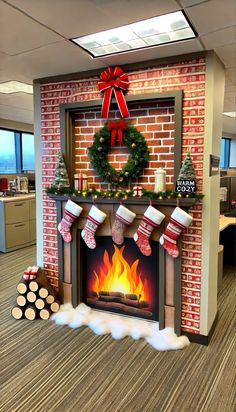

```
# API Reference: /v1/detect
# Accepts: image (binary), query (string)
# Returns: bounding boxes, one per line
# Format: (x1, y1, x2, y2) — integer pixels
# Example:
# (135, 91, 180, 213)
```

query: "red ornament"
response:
(108, 119, 126, 146)
(98, 67, 129, 118)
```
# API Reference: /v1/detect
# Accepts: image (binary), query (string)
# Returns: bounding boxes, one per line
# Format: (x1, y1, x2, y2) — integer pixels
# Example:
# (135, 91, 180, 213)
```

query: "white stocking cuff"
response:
(89, 205, 106, 223)
(65, 200, 83, 217)
(144, 206, 165, 225)
(116, 205, 136, 223)
(172, 207, 193, 227)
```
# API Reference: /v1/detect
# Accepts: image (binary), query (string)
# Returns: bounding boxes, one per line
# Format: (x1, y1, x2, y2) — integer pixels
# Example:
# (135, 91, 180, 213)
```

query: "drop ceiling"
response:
(0, 0, 235, 135)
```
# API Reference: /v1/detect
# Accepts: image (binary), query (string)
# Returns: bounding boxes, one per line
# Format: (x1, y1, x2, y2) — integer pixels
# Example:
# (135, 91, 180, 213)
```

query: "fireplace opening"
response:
(81, 237, 159, 321)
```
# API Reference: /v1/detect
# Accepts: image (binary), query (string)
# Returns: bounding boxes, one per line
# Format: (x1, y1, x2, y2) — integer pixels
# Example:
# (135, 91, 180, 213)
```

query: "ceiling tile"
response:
(225, 68, 236, 84)
(201, 26, 236, 50)
(0, 103, 33, 124)
(0, 1, 62, 55)
(185, 0, 236, 35)
(6, 0, 180, 38)
(180, 0, 209, 6)
(5, 41, 106, 81)
(215, 44, 236, 68)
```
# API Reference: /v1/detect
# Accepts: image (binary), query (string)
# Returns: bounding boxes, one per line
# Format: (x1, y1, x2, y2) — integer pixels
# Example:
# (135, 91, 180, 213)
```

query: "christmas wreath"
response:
(88, 123, 149, 186)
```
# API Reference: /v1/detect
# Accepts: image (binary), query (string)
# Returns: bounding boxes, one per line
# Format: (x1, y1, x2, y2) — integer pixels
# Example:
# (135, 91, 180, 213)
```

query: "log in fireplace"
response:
(50, 194, 195, 336)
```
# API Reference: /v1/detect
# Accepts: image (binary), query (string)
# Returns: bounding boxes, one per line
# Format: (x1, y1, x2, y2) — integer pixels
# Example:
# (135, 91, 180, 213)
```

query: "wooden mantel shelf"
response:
(48, 194, 196, 208)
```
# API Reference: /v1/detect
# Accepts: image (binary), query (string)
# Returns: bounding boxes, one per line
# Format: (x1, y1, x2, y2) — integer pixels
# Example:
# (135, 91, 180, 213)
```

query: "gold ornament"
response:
(177, 193, 182, 198)
(100, 137, 105, 143)
(131, 143, 136, 149)
(124, 172, 129, 177)
(97, 147, 102, 152)
(82, 191, 87, 197)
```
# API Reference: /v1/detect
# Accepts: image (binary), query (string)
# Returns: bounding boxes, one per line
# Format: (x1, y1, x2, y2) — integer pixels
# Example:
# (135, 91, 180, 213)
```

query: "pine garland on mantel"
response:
(45, 186, 204, 200)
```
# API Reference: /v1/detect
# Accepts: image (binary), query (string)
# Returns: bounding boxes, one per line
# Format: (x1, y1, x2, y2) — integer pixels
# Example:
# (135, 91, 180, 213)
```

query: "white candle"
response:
(154, 168, 166, 192)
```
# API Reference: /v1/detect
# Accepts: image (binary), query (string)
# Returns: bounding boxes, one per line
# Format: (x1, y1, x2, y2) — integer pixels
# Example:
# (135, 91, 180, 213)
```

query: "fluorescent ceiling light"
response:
(223, 112, 236, 118)
(71, 11, 196, 57)
(0, 81, 33, 94)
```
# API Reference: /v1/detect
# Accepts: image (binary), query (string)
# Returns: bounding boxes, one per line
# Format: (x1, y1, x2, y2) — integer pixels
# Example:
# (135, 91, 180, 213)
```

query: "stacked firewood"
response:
(11, 266, 60, 320)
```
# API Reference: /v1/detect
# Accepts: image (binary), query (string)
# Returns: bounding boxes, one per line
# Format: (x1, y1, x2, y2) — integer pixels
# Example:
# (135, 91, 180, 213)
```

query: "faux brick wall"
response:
(40, 56, 206, 334)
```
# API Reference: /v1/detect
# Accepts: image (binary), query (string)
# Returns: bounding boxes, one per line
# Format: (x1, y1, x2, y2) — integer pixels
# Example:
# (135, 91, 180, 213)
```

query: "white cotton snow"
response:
(51, 303, 190, 351)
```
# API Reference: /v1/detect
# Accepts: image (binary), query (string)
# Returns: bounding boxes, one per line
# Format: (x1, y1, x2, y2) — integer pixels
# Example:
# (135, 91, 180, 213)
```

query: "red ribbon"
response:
(98, 67, 129, 118)
(108, 120, 126, 146)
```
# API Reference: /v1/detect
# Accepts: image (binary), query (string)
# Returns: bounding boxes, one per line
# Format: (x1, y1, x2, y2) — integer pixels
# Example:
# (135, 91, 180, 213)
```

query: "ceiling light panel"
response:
(0, 81, 33, 94)
(71, 11, 196, 57)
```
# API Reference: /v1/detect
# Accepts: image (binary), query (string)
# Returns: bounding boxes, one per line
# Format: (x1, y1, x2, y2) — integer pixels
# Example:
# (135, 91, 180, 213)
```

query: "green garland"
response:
(46, 185, 204, 200)
(88, 123, 149, 186)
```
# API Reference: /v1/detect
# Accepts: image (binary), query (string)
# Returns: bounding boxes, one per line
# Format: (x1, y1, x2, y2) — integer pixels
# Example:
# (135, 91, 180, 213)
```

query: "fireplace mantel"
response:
(48, 194, 196, 207)
(49, 194, 196, 336)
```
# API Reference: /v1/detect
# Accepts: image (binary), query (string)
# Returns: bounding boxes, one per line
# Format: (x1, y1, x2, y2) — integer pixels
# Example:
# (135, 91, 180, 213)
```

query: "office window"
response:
(220, 138, 230, 168)
(22, 133, 35, 171)
(0, 129, 17, 173)
(0, 128, 34, 173)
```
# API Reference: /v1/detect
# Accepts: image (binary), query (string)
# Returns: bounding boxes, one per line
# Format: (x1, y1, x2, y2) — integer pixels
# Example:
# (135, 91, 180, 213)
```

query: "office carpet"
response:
(0, 246, 235, 412)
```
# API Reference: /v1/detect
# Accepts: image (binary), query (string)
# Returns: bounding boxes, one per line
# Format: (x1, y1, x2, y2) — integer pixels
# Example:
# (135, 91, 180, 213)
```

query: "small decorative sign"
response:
(175, 180, 197, 194)
(209, 155, 220, 176)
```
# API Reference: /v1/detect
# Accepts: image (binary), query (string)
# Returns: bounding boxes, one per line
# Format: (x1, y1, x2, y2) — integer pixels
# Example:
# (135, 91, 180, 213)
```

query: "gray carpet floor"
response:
(0, 246, 235, 412)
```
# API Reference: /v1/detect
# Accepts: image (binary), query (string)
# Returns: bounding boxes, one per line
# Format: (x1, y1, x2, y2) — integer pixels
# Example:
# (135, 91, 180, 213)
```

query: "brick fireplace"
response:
(35, 52, 224, 341)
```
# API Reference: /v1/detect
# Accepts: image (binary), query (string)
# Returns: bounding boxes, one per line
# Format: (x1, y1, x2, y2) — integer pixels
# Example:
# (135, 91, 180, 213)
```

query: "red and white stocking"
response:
(81, 205, 106, 249)
(159, 207, 193, 258)
(112, 205, 136, 245)
(58, 200, 83, 243)
(134, 206, 165, 256)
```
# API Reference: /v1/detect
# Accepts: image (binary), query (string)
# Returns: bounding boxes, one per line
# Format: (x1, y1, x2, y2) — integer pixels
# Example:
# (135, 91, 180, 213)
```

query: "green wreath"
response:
(88, 123, 149, 186)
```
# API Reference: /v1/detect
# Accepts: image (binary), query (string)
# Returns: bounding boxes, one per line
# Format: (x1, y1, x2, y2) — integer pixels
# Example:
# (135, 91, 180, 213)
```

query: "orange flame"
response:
(90, 245, 150, 301)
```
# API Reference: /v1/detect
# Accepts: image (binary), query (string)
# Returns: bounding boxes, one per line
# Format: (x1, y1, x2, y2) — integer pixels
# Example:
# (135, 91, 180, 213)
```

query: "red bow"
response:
(98, 67, 129, 118)
(108, 120, 126, 146)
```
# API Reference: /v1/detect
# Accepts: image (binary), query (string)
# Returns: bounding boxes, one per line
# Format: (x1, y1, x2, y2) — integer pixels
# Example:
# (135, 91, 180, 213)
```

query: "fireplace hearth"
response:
(50, 194, 195, 336)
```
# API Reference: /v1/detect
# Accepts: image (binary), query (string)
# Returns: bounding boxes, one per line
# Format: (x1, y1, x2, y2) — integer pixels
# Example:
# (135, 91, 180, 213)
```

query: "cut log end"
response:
(35, 298, 45, 310)
(12, 306, 23, 319)
(27, 291, 37, 303)
(39, 288, 49, 299)
(46, 295, 55, 304)
(29, 280, 38, 292)
(17, 283, 27, 294)
(40, 308, 51, 320)
(50, 301, 60, 313)
(25, 306, 37, 320)
(16, 295, 27, 307)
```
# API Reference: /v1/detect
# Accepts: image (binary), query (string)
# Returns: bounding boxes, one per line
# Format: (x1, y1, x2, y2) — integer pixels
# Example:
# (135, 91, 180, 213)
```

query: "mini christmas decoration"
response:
(58, 199, 83, 242)
(112, 205, 136, 245)
(74, 172, 88, 191)
(81, 205, 106, 249)
(108, 119, 126, 146)
(176, 150, 197, 194)
(133, 185, 142, 197)
(134, 206, 165, 256)
(51, 152, 70, 189)
(98, 66, 129, 118)
(12, 268, 59, 320)
(23, 266, 39, 280)
(154, 168, 166, 193)
(159, 207, 193, 258)
(88, 123, 149, 186)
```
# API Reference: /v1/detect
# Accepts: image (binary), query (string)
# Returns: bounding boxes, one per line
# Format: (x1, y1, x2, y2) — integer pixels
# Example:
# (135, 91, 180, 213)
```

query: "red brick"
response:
(138, 116, 156, 124)
(81, 127, 94, 133)
(156, 115, 170, 122)
(84, 112, 95, 119)
(153, 147, 170, 153)
(146, 124, 162, 131)
(163, 123, 175, 130)
(159, 154, 174, 160)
